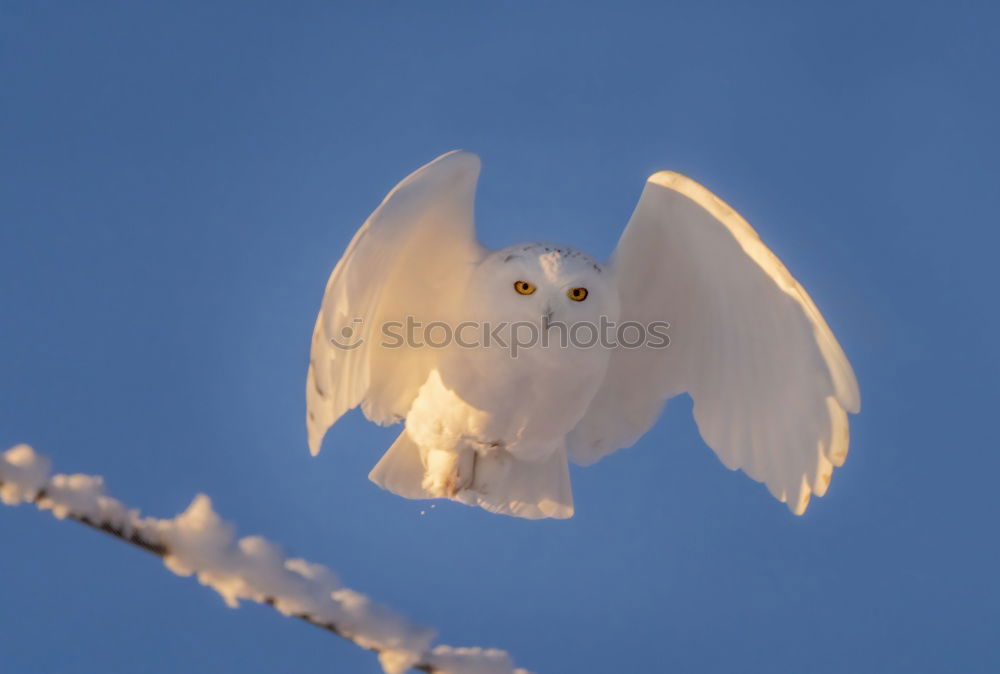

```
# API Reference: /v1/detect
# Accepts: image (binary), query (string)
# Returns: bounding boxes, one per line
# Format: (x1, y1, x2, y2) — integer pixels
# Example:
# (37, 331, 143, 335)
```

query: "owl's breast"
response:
(404, 342, 609, 459)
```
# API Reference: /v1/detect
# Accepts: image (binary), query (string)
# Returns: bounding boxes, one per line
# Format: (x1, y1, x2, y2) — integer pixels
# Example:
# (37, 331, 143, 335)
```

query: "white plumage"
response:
(307, 151, 860, 519)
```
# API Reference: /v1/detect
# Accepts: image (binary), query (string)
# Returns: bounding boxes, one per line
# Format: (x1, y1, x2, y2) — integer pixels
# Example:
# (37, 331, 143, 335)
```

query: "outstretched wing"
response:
(306, 151, 485, 455)
(568, 172, 860, 514)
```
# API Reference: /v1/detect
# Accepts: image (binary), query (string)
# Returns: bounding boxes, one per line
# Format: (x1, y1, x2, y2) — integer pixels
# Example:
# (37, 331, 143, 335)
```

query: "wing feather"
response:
(569, 171, 859, 513)
(306, 151, 485, 455)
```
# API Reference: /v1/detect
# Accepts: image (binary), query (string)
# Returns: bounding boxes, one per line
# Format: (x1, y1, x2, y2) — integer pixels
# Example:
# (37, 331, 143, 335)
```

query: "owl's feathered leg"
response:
(369, 429, 484, 499)
(421, 446, 475, 498)
(369, 430, 573, 519)
(454, 442, 574, 519)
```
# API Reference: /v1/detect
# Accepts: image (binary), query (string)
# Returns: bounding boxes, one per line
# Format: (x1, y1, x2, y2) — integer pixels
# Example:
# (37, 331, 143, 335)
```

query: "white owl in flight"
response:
(306, 151, 859, 519)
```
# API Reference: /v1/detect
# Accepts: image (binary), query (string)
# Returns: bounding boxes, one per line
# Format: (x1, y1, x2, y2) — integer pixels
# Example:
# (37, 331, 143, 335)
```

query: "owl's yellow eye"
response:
(567, 287, 589, 302)
(514, 280, 536, 295)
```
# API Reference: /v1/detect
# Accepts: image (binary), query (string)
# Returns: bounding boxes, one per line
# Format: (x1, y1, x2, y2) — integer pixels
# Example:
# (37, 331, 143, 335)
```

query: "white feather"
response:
(568, 171, 860, 514)
(306, 151, 484, 455)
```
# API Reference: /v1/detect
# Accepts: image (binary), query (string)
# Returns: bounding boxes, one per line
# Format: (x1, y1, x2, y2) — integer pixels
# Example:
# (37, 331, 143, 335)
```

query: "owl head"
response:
(465, 243, 619, 326)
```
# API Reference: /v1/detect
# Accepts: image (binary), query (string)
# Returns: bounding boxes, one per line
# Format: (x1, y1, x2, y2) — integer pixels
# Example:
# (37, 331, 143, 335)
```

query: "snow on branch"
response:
(0, 445, 529, 674)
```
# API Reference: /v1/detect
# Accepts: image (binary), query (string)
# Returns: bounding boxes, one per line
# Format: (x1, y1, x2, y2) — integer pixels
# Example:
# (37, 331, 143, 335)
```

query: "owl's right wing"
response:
(306, 151, 485, 455)
(568, 171, 859, 514)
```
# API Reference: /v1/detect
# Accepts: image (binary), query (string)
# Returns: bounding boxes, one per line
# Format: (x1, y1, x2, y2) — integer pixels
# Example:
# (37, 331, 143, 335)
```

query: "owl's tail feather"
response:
(368, 429, 430, 500)
(368, 430, 575, 519)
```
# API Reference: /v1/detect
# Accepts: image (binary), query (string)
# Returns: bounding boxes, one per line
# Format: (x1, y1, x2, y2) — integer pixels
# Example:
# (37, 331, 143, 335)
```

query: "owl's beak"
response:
(542, 306, 555, 324)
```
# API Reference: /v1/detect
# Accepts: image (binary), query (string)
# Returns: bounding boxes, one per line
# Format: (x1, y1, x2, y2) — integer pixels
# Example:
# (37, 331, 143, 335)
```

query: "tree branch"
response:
(0, 444, 528, 674)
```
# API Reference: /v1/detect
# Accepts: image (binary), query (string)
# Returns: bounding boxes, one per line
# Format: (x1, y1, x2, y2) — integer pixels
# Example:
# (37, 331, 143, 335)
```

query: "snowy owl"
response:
(306, 151, 859, 519)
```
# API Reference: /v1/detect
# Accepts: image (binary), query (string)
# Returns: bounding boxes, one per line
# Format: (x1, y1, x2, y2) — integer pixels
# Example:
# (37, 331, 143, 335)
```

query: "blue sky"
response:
(2, 2, 998, 672)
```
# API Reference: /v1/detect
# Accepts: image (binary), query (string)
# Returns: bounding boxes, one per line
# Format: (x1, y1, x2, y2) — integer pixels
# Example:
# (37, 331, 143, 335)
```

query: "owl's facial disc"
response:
(467, 242, 619, 325)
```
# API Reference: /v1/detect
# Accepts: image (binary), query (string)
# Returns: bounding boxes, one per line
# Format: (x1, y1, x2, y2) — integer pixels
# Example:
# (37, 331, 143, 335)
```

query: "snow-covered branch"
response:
(0, 445, 529, 674)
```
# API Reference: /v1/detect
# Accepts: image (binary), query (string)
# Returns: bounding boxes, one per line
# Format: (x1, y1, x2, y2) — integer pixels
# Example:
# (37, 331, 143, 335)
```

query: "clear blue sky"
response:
(2, 2, 998, 672)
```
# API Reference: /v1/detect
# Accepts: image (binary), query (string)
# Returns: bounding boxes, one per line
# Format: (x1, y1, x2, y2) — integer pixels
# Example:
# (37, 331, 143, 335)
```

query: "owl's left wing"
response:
(568, 172, 859, 514)
(307, 151, 485, 455)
